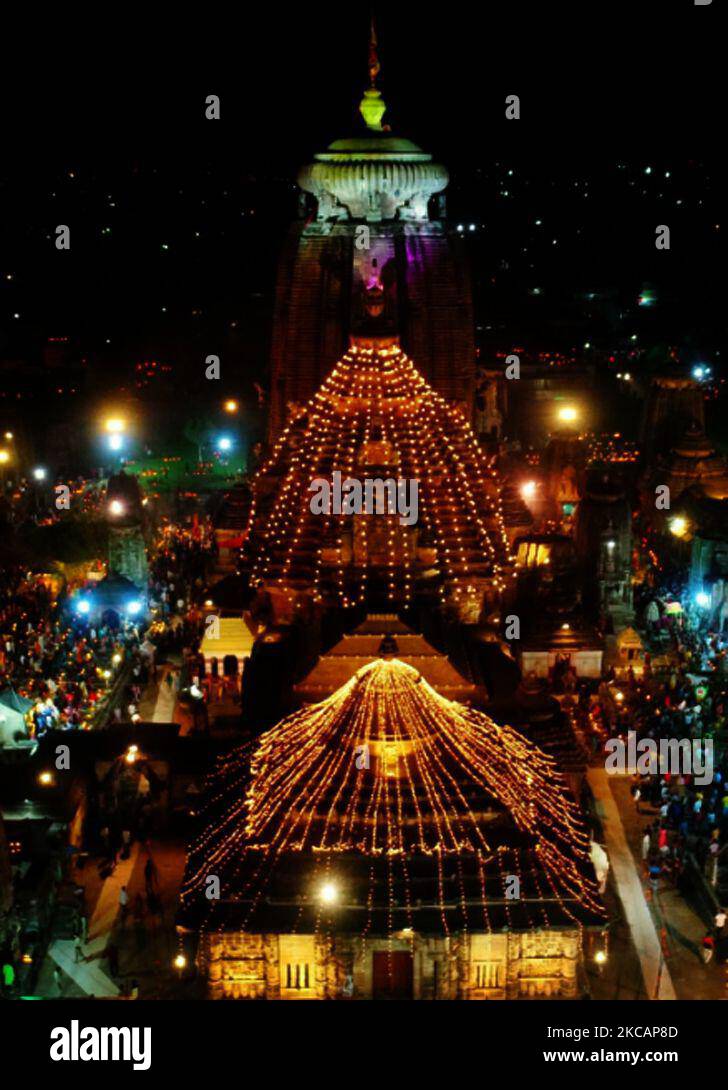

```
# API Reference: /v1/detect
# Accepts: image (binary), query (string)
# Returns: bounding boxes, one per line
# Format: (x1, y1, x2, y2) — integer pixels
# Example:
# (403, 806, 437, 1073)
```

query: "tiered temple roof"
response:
(179, 659, 604, 935)
(243, 335, 512, 608)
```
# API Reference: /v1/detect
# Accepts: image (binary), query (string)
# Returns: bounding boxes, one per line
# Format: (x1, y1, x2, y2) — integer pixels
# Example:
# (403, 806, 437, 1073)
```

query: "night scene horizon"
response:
(1, 4, 727, 1039)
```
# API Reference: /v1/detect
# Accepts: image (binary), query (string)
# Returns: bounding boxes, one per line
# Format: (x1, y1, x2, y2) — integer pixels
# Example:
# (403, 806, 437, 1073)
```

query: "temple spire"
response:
(359, 17, 387, 131)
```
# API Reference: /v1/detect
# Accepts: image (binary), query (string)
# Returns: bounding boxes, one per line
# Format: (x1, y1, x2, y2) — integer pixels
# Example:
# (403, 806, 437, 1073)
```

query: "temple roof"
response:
(179, 659, 604, 934)
(295, 614, 479, 704)
(242, 336, 511, 607)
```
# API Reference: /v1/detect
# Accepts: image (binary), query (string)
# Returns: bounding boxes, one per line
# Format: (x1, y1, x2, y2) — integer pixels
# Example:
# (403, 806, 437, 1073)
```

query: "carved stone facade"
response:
(198, 928, 582, 1000)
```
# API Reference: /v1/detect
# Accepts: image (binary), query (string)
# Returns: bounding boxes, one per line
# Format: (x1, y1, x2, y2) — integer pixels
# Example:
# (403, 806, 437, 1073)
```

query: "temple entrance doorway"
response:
(372, 951, 413, 999)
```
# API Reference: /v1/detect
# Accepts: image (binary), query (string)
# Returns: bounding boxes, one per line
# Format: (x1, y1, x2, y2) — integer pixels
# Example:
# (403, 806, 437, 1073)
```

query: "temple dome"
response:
(297, 71, 448, 221)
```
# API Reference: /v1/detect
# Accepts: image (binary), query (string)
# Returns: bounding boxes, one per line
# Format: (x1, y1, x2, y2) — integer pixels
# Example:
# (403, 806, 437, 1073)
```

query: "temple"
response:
(268, 24, 475, 439)
(243, 330, 511, 617)
(179, 658, 605, 999)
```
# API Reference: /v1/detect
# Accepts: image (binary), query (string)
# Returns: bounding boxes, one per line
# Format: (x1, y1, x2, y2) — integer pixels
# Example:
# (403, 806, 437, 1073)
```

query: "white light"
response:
(33, 467, 47, 480)
(520, 480, 537, 500)
(126, 600, 142, 616)
(696, 592, 711, 609)
(318, 882, 339, 905)
(108, 433, 123, 451)
(606, 540, 615, 551)
(217, 436, 233, 452)
(77, 599, 90, 615)
(109, 499, 124, 516)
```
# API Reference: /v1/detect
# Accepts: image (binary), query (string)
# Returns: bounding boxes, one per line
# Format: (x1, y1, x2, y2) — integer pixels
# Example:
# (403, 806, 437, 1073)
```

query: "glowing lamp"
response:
(318, 881, 339, 906)
(173, 953, 187, 971)
(109, 499, 125, 516)
(217, 435, 233, 452)
(33, 467, 47, 480)
(108, 434, 123, 451)
(557, 405, 578, 424)
(104, 418, 125, 433)
(223, 399, 239, 414)
(594, 950, 608, 965)
(520, 480, 537, 501)
(695, 592, 711, 609)
(0, 450, 9, 464)
(669, 516, 687, 538)
(126, 599, 142, 616)
(37, 770, 55, 787)
(77, 599, 90, 615)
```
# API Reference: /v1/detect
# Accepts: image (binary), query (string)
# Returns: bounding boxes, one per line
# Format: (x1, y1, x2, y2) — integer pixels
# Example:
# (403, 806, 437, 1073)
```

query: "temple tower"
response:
(268, 26, 476, 440)
(105, 470, 149, 592)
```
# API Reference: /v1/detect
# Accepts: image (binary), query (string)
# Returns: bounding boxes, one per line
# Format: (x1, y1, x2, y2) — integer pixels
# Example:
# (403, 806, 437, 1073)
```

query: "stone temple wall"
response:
(197, 929, 582, 1000)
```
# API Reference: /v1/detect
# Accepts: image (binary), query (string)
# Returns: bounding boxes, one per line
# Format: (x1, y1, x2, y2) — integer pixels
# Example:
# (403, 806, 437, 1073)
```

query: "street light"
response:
(109, 499, 125, 517)
(0, 449, 9, 464)
(216, 435, 233, 453)
(669, 516, 688, 538)
(32, 467, 47, 481)
(104, 417, 126, 433)
(557, 405, 578, 424)
(223, 399, 239, 414)
(318, 881, 339, 906)
(520, 480, 537, 501)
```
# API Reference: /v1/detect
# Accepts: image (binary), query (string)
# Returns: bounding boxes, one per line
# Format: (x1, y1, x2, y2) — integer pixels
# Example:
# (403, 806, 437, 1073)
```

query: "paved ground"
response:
(35, 836, 198, 1000)
(609, 774, 726, 1000)
(588, 767, 726, 1000)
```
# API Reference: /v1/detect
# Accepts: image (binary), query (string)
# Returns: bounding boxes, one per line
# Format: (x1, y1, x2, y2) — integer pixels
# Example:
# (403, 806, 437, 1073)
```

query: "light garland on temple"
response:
(242, 338, 514, 605)
(181, 659, 605, 940)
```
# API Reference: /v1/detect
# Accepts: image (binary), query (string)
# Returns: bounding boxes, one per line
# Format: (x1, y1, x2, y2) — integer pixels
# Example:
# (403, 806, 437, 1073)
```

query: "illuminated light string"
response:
(242, 339, 515, 604)
(181, 659, 605, 943)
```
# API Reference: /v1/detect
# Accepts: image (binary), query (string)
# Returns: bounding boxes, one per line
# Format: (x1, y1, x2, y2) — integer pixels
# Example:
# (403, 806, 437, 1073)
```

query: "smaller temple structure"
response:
(105, 470, 149, 592)
(651, 423, 728, 509)
(575, 471, 634, 630)
(640, 372, 705, 457)
(179, 658, 605, 999)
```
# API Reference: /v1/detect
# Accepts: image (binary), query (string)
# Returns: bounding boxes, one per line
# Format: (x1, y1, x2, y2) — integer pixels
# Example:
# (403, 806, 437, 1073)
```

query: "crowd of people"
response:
(0, 566, 135, 735)
(578, 588, 728, 952)
(0, 518, 219, 742)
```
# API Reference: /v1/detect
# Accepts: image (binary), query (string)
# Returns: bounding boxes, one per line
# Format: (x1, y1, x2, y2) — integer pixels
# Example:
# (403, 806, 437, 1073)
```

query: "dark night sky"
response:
(0, 3, 725, 426)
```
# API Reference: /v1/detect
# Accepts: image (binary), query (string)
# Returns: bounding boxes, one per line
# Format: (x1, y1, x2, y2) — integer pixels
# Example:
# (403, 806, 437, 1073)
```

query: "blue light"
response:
(217, 435, 233, 452)
(77, 599, 90, 615)
(126, 600, 142, 616)
(692, 366, 705, 380)
(695, 592, 711, 609)
(108, 434, 124, 451)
